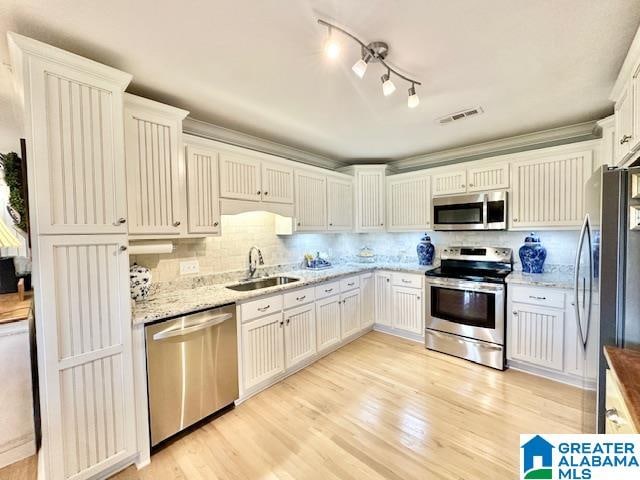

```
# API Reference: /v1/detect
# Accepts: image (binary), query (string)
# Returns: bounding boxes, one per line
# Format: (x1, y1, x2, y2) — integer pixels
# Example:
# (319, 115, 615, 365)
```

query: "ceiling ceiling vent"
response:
(438, 106, 484, 125)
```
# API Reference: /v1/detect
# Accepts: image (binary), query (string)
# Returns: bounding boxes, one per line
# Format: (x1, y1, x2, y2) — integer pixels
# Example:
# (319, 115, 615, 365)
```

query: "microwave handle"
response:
(482, 193, 489, 229)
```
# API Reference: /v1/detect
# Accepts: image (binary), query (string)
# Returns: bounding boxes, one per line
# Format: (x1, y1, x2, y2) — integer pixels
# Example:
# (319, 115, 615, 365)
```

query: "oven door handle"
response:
(427, 330, 503, 351)
(426, 278, 504, 293)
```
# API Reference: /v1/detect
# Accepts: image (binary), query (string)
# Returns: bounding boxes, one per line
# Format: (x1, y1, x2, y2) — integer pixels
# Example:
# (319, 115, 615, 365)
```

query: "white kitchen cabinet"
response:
(124, 94, 189, 236)
(262, 161, 294, 204)
(615, 85, 635, 164)
(508, 302, 565, 371)
(386, 173, 431, 231)
(632, 64, 640, 154)
(327, 176, 354, 231)
(340, 165, 386, 232)
(295, 169, 327, 231)
(360, 273, 375, 329)
(218, 150, 261, 202)
(284, 303, 316, 370)
(431, 170, 467, 196)
(466, 163, 510, 192)
(391, 286, 424, 335)
(185, 144, 221, 235)
(374, 271, 392, 326)
(510, 151, 593, 229)
(241, 312, 285, 391)
(340, 289, 361, 339)
(316, 294, 342, 353)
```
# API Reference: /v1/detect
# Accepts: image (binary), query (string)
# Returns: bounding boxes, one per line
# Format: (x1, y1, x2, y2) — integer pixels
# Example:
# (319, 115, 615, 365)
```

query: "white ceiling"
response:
(0, 0, 639, 161)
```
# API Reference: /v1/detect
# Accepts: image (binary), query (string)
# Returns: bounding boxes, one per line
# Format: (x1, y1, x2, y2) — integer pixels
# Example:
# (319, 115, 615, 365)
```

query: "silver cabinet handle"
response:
(120, 245, 128, 252)
(257, 190, 261, 195)
(401, 279, 411, 283)
(213, 221, 219, 227)
(279, 320, 284, 327)
(285, 318, 290, 325)
(118, 217, 127, 224)
(173, 221, 181, 227)
(325, 288, 333, 293)
(264, 191, 269, 196)
(347, 282, 355, 286)
(620, 135, 632, 145)
(469, 183, 474, 187)
(529, 295, 546, 300)
(257, 305, 270, 312)
(513, 311, 518, 315)
(513, 218, 519, 222)
(153, 313, 232, 340)
(296, 295, 306, 301)
(461, 184, 466, 188)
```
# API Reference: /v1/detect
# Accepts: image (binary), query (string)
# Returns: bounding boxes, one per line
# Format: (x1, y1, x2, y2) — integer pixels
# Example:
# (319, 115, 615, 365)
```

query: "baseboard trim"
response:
(507, 359, 596, 390)
(0, 439, 35, 470)
(373, 324, 425, 344)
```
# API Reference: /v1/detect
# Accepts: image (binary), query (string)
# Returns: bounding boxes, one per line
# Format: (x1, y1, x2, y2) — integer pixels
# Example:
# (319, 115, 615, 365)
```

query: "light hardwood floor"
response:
(0, 331, 584, 480)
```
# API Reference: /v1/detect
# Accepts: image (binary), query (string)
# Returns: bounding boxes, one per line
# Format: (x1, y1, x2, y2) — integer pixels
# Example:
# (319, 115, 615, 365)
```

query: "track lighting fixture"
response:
(408, 84, 419, 108)
(318, 19, 421, 108)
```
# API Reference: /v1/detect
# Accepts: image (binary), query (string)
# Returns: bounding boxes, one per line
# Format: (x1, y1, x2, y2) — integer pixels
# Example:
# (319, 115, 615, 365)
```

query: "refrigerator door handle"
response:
(574, 215, 591, 350)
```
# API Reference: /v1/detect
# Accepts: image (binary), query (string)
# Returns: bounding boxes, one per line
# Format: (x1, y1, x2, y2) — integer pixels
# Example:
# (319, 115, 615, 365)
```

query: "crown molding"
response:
(388, 120, 601, 172)
(610, 23, 640, 101)
(182, 117, 346, 170)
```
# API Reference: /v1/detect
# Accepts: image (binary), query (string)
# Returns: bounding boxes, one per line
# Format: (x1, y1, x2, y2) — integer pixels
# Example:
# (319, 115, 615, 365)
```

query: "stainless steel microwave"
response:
(433, 191, 507, 231)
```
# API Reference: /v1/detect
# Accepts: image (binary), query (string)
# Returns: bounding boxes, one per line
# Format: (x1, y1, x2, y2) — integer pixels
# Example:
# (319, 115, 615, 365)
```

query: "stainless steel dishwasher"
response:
(145, 304, 238, 446)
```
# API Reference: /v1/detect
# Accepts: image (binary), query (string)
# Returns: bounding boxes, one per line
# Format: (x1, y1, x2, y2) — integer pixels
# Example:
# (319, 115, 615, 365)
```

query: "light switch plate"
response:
(179, 260, 199, 275)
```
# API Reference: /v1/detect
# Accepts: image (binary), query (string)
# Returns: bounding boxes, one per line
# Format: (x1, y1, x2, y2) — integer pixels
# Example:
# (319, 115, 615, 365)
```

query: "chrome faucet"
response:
(248, 246, 264, 278)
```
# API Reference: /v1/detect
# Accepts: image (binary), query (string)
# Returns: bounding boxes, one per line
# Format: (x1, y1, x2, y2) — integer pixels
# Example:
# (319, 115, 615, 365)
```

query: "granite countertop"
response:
(505, 271, 575, 289)
(132, 262, 437, 325)
(604, 346, 640, 432)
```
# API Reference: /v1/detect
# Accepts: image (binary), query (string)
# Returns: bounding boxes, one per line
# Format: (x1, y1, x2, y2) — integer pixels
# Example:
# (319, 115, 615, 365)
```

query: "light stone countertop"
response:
(132, 262, 437, 325)
(505, 271, 575, 289)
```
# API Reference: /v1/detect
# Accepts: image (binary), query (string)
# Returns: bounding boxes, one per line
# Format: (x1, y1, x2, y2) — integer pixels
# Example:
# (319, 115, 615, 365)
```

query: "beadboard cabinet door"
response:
(387, 174, 431, 231)
(391, 286, 424, 335)
(316, 295, 341, 353)
(360, 273, 375, 328)
(284, 304, 316, 370)
(241, 313, 285, 391)
(327, 177, 354, 231)
(27, 58, 130, 235)
(466, 163, 509, 192)
(38, 235, 136, 480)
(432, 170, 467, 196)
(295, 170, 327, 231)
(185, 145, 221, 235)
(340, 289, 361, 339)
(261, 161, 294, 204)
(375, 272, 392, 326)
(356, 169, 386, 231)
(508, 302, 564, 371)
(615, 85, 635, 164)
(510, 151, 593, 229)
(219, 151, 262, 202)
(124, 95, 188, 236)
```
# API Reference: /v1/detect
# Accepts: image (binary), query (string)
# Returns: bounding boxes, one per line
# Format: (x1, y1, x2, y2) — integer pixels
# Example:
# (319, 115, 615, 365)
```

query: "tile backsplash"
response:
(130, 211, 580, 283)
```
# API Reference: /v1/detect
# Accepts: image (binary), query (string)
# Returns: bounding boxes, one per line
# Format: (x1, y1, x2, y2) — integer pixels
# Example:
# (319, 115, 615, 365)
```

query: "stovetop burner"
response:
(425, 267, 511, 284)
(425, 246, 513, 284)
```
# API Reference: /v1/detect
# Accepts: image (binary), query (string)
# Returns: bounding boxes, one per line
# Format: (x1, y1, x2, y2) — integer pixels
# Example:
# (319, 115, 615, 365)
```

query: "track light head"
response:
(352, 56, 370, 79)
(408, 84, 419, 108)
(381, 71, 396, 96)
(324, 27, 340, 59)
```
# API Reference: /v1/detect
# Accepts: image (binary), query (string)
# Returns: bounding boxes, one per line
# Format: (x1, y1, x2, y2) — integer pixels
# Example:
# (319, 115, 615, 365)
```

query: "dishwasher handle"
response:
(153, 312, 233, 341)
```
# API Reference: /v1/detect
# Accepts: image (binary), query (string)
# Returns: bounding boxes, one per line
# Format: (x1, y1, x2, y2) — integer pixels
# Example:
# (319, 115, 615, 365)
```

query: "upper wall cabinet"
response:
(341, 165, 386, 232)
(431, 163, 509, 196)
(386, 172, 431, 231)
(615, 84, 635, 164)
(219, 150, 294, 205)
(12, 37, 131, 235)
(510, 151, 593, 230)
(185, 142, 221, 236)
(124, 94, 189, 236)
(327, 176, 354, 231)
(295, 169, 327, 231)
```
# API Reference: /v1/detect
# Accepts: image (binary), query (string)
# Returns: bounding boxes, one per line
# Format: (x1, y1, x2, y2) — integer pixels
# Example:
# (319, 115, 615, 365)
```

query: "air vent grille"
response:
(438, 106, 484, 125)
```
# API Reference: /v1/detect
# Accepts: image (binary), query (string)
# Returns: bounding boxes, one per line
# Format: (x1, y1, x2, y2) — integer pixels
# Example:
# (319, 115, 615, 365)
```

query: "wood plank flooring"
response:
(0, 331, 584, 480)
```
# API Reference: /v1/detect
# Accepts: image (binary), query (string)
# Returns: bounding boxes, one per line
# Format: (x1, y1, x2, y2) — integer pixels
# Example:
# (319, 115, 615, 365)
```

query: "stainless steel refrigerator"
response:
(578, 165, 640, 433)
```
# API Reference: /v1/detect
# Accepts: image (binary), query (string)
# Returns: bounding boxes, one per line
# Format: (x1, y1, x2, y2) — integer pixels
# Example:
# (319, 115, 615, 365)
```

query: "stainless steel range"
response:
(424, 246, 513, 370)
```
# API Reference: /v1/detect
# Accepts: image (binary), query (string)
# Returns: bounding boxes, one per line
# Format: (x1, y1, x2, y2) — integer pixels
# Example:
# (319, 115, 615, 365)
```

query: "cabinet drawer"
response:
(283, 287, 315, 309)
(391, 272, 423, 289)
(315, 281, 340, 300)
(606, 370, 638, 434)
(340, 276, 360, 292)
(511, 285, 564, 309)
(241, 294, 283, 322)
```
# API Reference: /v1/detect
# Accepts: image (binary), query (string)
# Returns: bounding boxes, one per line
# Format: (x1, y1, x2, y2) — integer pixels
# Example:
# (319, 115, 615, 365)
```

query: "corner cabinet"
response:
(124, 94, 189, 236)
(510, 151, 593, 230)
(340, 165, 386, 232)
(386, 172, 431, 231)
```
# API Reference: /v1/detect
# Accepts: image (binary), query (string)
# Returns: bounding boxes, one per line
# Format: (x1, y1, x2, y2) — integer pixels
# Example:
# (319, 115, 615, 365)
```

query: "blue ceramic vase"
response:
(518, 232, 547, 274)
(417, 234, 435, 266)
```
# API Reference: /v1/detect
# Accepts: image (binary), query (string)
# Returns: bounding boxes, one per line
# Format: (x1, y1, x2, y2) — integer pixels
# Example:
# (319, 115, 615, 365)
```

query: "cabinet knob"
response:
(620, 135, 632, 145)
(380, 223, 384, 226)
(416, 296, 421, 301)
(512, 311, 518, 315)
(468, 183, 474, 187)
(120, 245, 128, 252)
(286, 318, 290, 325)
(264, 191, 269, 196)
(173, 221, 181, 227)
(279, 320, 284, 327)
(118, 217, 127, 224)
(257, 190, 261, 195)
(329, 223, 333, 226)
(386, 278, 390, 283)
(297, 222, 301, 227)
(461, 184, 466, 188)
(213, 221, 219, 227)
(513, 218, 518, 222)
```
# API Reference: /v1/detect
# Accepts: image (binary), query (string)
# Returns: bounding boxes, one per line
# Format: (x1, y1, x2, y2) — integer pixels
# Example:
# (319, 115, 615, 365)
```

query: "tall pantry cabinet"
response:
(9, 33, 138, 480)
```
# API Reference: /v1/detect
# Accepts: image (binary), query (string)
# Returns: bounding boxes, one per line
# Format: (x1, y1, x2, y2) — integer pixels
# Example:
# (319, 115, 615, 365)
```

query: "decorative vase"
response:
(129, 263, 152, 301)
(518, 232, 547, 274)
(417, 233, 435, 266)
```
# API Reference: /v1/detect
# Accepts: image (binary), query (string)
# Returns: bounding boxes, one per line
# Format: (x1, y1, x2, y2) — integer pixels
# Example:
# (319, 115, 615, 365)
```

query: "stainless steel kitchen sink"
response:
(226, 276, 299, 292)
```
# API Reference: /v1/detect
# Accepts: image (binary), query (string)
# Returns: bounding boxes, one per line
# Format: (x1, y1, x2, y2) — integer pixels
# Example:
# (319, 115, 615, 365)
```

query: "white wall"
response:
(131, 211, 579, 283)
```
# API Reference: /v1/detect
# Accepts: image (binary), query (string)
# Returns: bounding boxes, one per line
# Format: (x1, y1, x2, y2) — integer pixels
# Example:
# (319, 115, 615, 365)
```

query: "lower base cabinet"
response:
(374, 271, 425, 338)
(316, 295, 342, 353)
(391, 286, 423, 335)
(341, 289, 361, 339)
(360, 273, 375, 329)
(284, 303, 316, 370)
(241, 312, 285, 391)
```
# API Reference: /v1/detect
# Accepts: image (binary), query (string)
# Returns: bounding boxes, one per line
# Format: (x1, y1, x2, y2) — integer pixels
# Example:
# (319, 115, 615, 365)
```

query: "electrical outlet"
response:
(179, 260, 199, 275)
